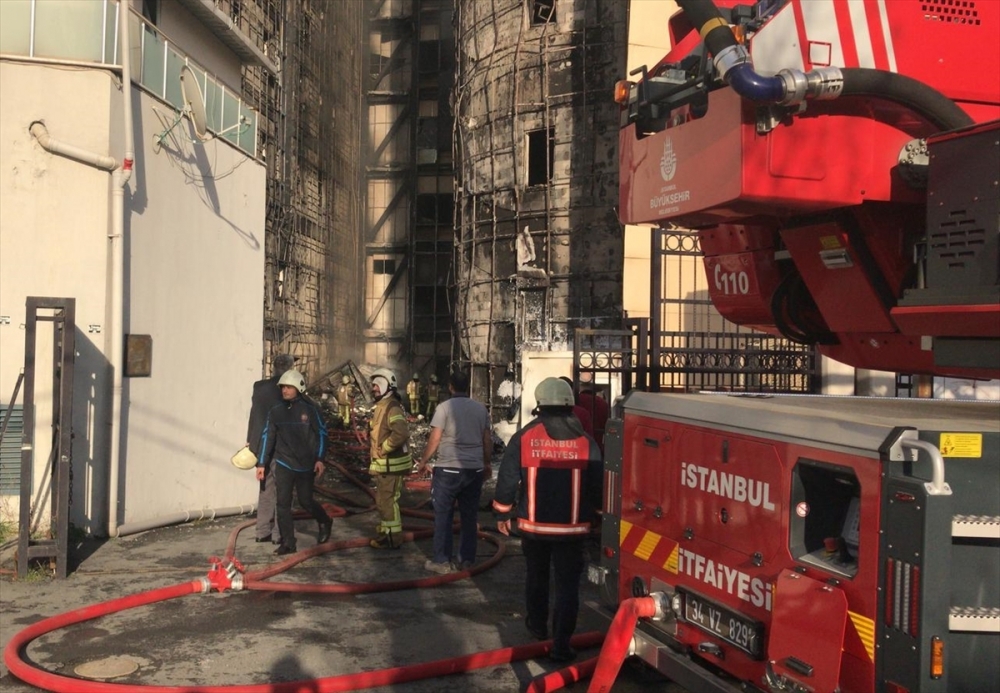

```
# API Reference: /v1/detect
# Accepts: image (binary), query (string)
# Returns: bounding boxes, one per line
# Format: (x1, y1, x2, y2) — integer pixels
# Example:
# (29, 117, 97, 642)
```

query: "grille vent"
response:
(928, 210, 986, 271)
(921, 0, 981, 25)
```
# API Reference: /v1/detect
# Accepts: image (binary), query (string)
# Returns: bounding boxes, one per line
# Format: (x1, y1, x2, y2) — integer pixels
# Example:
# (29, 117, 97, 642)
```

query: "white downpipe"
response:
(108, 0, 136, 537)
(114, 504, 257, 538)
(27, 122, 117, 171)
(27, 2, 136, 538)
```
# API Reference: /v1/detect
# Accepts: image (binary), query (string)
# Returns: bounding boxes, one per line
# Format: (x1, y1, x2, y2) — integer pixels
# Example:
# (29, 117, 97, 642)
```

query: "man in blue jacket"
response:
(257, 369, 332, 556)
(493, 377, 603, 663)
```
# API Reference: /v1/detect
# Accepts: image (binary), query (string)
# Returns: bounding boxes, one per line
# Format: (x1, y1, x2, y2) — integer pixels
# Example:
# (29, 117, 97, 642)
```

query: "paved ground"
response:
(0, 479, 683, 693)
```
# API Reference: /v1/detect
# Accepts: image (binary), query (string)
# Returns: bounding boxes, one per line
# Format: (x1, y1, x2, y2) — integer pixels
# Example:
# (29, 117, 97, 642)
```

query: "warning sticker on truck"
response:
(939, 433, 982, 458)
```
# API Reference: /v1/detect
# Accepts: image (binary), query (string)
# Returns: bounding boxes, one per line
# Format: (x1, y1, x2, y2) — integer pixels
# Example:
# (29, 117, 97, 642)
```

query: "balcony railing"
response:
(0, 0, 258, 157)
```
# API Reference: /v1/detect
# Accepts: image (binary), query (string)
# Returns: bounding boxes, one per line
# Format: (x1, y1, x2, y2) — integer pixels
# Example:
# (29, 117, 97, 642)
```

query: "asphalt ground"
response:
(0, 476, 684, 693)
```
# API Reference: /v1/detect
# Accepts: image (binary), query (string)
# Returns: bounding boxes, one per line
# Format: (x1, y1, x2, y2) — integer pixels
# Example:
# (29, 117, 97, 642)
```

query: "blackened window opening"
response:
(527, 127, 554, 186)
(532, 0, 556, 25)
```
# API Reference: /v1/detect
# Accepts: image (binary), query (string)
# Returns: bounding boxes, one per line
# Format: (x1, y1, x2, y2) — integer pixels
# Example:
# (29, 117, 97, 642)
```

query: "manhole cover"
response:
(74, 655, 139, 679)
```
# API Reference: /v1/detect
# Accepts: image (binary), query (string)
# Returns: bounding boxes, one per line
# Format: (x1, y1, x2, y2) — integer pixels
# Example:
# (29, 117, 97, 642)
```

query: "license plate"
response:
(679, 588, 764, 659)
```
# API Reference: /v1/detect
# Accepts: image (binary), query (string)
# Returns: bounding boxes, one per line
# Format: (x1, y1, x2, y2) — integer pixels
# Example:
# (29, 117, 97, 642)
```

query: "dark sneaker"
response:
(317, 520, 332, 545)
(548, 646, 577, 663)
(424, 559, 454, 575)
(274, 545, 296, 556)
(369, 534, 400, 550)
(453, 560, 474, 571)
(524, 616, 548, 641)
(254, 537, 271, 543)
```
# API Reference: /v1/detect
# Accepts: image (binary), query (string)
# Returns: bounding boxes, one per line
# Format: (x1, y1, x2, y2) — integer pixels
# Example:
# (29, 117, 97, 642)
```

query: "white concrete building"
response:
(0, 0, 269, 540)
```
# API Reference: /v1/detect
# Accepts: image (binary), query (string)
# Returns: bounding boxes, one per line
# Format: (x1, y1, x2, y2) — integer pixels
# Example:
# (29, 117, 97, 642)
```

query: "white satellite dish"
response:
(179, 65, 210, 141)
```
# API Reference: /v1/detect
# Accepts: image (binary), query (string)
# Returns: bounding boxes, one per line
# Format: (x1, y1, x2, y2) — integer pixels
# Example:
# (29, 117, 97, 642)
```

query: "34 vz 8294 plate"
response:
(677, 587, 764, 659)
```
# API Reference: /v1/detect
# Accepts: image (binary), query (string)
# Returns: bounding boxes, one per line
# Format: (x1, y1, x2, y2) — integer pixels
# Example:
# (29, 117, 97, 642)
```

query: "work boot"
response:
(369, 532, 400, 550)
(548, 646, 577, 663)
(524, 616, 548, 641)
(424, 559, 454, 575)
(274, 544, 296, 556)
(317, 519, 332, 545)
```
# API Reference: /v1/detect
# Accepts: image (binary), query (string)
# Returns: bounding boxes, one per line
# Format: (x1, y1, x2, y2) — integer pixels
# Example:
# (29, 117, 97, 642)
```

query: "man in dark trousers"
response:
(257, 369, 332, 556)
(246, 353, 294, 544)
(492, 377, 603, 663)
(414, 370, 492, 573)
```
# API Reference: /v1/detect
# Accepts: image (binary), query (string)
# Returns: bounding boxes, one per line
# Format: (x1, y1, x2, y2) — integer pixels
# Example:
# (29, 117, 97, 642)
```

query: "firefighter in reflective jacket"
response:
(493, 377, 603, 662)
(425, 374, 440, 418)
(406, 373, 422, 416)
(335, 374, 355, 428)
(368, 368, 411, 549)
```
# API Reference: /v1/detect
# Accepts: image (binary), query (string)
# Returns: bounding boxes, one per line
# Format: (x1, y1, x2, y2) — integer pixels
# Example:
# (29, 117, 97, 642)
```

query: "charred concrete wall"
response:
(454, 0, 627, 404)
(232, 0, 366, 381)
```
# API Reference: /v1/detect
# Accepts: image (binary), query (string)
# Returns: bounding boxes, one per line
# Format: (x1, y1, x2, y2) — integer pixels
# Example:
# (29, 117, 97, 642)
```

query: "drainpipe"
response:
(107, 0, 136, 537)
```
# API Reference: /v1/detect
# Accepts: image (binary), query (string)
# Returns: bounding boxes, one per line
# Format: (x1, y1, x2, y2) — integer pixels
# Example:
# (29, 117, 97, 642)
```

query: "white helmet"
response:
(370, 368, 397, 400)
(278, 369, 306, 392)
(535, 377, 575, 407)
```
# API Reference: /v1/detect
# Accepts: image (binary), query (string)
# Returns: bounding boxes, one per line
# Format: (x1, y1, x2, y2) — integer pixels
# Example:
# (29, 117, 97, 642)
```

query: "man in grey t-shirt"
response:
(414, 371, 492, 573)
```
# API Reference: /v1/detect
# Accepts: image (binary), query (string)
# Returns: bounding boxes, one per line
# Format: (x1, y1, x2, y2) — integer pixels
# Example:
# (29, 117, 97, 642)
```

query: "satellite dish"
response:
(179, 66, 209, 141)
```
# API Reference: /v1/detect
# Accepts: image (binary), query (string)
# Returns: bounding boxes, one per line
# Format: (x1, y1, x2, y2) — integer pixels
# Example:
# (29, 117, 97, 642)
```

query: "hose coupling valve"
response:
(206, 556, 245, 592)
(778, 66, 844, 106)
(714, 44, 750, 80)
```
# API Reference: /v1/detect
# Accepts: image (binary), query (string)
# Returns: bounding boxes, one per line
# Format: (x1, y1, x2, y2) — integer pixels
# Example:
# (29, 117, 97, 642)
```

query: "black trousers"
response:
(274, 463, 328, 550)
(521, 536, 585, 653)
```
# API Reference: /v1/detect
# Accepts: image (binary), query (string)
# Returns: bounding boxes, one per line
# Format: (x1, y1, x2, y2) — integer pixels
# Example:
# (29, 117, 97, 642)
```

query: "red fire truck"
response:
(593, 1, 1000, 691)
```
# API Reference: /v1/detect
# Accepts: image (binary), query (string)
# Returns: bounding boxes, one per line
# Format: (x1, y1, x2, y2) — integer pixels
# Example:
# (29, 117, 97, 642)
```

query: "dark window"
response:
(416, 193, 455, 224)
(419, 41, 441, 73)
(414, 287, 450, 316)
(374, 259, 396, 275)
(527, 127, 554, 186)
(531, 0, 556, 25)
(141, 0, 159, 24)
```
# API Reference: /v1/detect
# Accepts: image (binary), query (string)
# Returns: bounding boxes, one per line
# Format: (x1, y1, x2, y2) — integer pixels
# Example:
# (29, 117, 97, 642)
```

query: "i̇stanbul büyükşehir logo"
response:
(660, 136, 677, 182)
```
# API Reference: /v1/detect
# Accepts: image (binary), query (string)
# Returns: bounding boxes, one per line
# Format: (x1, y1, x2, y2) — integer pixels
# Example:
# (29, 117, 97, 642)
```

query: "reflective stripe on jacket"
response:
(492, 413, 602, 539)
(369, 395, 411, 473)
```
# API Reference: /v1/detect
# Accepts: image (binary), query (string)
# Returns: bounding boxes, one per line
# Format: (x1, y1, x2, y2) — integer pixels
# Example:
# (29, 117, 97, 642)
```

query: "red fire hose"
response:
(4, 456, 622, 692)
(4, 587, 603, 693)
(586, 596, 658, 693)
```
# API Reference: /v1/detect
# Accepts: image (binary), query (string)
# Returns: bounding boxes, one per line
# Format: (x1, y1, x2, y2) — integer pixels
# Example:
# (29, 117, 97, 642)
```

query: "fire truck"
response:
(592, 0, 1000, 691)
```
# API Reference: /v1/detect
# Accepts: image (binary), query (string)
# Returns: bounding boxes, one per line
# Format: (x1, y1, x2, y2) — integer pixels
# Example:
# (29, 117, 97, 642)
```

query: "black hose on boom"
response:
(676, 0, 974, 131)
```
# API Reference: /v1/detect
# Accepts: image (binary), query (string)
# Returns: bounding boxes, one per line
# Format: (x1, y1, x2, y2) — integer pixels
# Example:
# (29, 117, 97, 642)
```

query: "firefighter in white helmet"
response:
(368, 368, 411, 549)
(425, 374, 440, 418)
(335, 374, 355, 428)
(406, 372, 423, 417)
(257, 369, 332, 555)
(492, 377, 602, 662)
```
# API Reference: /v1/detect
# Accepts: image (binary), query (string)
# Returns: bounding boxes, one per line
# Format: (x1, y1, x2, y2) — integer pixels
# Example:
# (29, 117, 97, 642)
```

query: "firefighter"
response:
(335, 374, 355, 428)
(368, 368, 411, 549)
(492, 377, 603, 663)
(406, 372, 422, 416)
(425, 374, 440, 418)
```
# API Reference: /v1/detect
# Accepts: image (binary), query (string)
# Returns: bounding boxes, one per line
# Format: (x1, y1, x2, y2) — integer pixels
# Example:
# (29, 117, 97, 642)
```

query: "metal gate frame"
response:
(648, 228, 819, 393)
(18, 297, 76, 579)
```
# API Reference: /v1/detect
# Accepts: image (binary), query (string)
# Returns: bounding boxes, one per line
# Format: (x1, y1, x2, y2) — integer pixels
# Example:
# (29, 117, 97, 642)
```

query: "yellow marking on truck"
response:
(664, 544, 679, 574)
(635, 530, 660, 561)
(939, 432, 982, 458)
(620, 519, 633, 546)
(848, 610, 875, 662)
